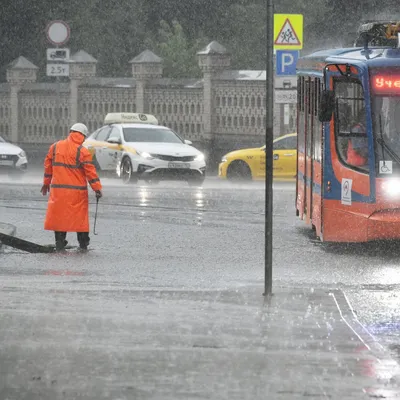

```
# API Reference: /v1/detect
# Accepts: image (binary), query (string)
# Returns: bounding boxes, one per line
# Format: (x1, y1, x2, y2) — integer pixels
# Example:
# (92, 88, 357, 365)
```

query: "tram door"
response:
(297, 75, 323, 232)
(305, 78, 315, 224)
(311, 78, 323, 235)
(296, 76, 308, 220)
(319, 64, 372, 241)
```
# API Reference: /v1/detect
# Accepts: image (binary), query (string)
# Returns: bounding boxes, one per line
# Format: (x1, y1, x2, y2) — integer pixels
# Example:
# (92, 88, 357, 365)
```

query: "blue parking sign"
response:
(276, 50, 299, 76)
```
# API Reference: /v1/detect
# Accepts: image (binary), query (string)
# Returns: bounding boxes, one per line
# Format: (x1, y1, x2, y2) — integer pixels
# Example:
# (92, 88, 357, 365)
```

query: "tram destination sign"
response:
(372, 73, 400, 94)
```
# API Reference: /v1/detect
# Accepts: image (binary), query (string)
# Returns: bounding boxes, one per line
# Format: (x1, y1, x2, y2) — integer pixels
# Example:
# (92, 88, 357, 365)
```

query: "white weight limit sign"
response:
(46, 20, 70, 46)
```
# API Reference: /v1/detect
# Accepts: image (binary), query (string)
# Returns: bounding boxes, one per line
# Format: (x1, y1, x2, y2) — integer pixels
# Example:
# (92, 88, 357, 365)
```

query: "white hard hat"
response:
(70, 123, 89, 137)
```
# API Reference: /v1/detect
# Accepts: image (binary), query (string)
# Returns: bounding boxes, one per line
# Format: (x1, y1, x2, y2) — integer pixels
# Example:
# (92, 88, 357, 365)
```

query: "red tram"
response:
(296, 22, 400, 242)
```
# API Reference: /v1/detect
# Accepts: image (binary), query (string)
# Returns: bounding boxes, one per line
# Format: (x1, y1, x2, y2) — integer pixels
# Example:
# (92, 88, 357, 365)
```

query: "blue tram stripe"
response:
(298, 170, 375, 203)
(297, 171, 322, 195)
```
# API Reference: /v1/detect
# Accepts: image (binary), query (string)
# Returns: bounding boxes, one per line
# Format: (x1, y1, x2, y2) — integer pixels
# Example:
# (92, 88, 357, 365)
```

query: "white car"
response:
(0, 136, 28, 172)
(84, 113, 206, 185)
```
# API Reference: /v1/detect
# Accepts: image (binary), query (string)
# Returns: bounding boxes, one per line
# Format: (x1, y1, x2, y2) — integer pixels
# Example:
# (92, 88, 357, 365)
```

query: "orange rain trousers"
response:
(43, 131, 102, 232)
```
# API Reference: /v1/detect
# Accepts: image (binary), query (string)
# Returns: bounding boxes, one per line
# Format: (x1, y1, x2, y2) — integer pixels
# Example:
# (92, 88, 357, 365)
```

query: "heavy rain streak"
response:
(3, 1, 400, 399)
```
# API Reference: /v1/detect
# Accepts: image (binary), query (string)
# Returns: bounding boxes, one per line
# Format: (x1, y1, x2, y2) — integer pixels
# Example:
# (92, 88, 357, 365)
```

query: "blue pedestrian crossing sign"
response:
(276, 50, 299, 76)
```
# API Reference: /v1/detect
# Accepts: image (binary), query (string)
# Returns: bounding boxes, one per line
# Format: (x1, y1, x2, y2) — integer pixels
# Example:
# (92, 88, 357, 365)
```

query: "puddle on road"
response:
(135, 186, 206, 226)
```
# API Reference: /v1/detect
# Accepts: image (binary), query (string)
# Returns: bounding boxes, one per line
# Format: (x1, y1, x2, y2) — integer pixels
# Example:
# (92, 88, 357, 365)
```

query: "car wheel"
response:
(121, 157, 137, 184)
(226, 161, 252, 181)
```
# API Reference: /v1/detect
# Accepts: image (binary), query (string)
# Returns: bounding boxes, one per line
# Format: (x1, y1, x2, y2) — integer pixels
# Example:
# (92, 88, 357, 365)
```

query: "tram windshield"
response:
(370, 69, 400, 174)
(372, 96, 400, 173)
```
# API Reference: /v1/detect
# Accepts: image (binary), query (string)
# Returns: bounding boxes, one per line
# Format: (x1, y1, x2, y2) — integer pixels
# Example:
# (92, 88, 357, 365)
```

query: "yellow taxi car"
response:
(218, 133, 297, 180)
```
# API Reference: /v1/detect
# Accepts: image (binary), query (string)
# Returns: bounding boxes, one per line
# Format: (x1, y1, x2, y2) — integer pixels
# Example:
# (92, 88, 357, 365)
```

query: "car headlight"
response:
(138, 151, 154, 160)
(383, 180, 400, 196)
(221, 156, 227, 162)
(19, 151, 26, 158)
(195, 153, 205, 161)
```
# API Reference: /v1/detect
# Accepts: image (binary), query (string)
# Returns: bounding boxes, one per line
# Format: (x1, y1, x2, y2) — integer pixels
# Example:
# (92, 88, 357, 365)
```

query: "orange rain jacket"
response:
(43, 131, 102, 232)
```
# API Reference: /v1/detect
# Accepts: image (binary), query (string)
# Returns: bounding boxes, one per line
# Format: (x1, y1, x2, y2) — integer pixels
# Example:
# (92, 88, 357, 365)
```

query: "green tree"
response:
(145, 20, 206, 78)
(2, 0, 395, 82)
(144, 0, 265, 70)
(0, 0, 149, 80)
(60, 0, 149, 77)
(0, 0, 55, 80)
(216, 2, 266, 69)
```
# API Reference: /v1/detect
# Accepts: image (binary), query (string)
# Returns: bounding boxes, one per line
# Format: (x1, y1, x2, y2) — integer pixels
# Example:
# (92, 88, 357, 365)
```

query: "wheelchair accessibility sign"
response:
(379, 161, 393, 174)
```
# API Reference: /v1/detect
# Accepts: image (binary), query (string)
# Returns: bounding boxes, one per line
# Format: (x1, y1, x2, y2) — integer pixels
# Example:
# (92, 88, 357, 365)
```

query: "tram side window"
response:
(297, 76, 306, 153)
(297, 76, 303, 112)
(313, 78, 322, 162)
(334, 80, 368, 171)
(305, 79, 312, 155)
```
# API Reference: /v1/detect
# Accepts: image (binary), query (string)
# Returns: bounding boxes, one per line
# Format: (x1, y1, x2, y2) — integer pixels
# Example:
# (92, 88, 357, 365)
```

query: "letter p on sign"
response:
(276, 50, 299, 76)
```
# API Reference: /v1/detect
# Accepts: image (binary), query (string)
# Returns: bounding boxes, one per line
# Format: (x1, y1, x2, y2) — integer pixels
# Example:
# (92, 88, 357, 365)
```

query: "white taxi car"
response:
(0, 136, 28, 173)
(84, 113, 206, 185)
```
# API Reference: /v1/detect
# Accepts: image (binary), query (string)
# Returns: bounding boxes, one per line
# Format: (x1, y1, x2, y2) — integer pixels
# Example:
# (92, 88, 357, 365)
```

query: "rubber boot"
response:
(55, 232, 68, 251)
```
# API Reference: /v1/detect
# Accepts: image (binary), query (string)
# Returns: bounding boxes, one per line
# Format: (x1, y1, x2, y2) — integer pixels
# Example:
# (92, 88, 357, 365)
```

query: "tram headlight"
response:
(383, 180, 400, 197)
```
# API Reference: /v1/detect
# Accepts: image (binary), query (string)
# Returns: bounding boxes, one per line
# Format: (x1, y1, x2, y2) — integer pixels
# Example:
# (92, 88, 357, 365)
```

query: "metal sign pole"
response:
(45, 20, 71, 140)
(55, 44, 61, 139)
(264, 0, 274, 296)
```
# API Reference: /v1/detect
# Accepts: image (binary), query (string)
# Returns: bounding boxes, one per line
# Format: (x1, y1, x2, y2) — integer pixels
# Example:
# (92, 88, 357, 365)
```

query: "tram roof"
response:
(297, 47, 400, 74)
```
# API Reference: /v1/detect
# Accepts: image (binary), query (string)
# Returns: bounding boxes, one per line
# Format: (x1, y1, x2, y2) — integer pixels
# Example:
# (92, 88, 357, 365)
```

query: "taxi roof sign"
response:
(104, 113, 158, 125)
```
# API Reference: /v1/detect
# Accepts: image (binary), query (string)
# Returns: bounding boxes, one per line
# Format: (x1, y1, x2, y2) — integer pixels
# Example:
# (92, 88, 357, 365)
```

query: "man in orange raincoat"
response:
(40, 123, 103, 251)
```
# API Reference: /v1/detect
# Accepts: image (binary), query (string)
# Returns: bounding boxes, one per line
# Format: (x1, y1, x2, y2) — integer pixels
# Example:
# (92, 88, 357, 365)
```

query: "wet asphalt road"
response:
(1, 171, 400, 398)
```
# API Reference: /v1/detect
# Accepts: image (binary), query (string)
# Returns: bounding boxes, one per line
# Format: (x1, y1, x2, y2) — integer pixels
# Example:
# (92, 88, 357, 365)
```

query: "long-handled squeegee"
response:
(0, 232, 56, 253)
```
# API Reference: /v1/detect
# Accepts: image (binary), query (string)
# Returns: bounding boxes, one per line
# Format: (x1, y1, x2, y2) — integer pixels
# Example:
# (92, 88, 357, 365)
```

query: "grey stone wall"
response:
(0, 43, 297, 170)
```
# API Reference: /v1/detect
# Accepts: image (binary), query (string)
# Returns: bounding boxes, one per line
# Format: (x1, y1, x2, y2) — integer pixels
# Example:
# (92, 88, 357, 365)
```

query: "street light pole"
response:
(264, 0, 274, 296)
